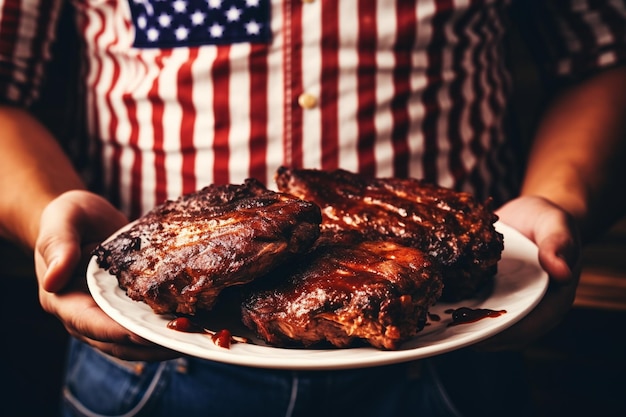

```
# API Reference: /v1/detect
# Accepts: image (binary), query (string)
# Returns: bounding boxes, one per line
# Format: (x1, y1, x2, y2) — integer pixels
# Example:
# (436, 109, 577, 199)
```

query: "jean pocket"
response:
(62, 340, 168, 417)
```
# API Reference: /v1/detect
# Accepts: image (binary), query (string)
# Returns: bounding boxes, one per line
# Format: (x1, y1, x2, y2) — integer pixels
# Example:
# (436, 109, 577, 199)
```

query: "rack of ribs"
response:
(93, 179, 322, 315)
(241, 238, 443, 350)
(275, 167, 504, 301)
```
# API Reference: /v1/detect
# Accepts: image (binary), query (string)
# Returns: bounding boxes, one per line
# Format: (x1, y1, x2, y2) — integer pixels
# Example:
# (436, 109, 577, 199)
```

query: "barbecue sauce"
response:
(167, 317, 244, 349)
(445, 307, 506, 326)
(211, 329, 233, 349)
(167, 316, 203, 333)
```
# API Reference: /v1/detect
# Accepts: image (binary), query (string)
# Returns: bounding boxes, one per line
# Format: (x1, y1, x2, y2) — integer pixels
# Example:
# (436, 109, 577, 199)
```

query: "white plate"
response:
(87, 221, 548, 370)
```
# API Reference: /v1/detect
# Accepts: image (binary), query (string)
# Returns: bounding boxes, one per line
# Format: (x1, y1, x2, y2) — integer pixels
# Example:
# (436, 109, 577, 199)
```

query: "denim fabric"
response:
(60, 339, 464, 417)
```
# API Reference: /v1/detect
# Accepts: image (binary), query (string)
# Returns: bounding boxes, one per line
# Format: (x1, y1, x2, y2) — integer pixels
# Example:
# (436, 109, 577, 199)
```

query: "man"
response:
(1, 1, 625, 415)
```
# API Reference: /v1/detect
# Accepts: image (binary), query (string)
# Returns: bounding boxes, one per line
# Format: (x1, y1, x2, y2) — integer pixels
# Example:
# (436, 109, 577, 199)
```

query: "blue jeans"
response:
(61, 339, 532, 417)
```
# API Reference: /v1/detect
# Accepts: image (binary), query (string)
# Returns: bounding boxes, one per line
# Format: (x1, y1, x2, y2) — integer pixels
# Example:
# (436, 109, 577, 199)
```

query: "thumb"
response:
(35, 190, 129, 293)
(35, 205, 83, 293)
(36, 233, 81, 293)
(536, 230, 580, 283)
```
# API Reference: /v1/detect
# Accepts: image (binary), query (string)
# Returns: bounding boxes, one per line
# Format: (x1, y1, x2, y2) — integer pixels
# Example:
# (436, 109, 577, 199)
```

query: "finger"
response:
(43, 290, 180, 361)
(68, 307, 181, 361)
(499, 196, 581, 283)
(49, 289, 141, 345)
(35, 229, 82, 293)
(534, 210, 581, 283)
(536, 232, 579, 282)
(74, 336, 181, 362)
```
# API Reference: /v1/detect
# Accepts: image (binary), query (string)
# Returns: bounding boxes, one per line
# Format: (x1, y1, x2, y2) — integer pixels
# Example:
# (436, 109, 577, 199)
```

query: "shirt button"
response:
(298, 93, 317, 109)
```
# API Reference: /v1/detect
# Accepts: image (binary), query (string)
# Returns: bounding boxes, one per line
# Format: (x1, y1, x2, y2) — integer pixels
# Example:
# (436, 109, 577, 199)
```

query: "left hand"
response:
(475, 195, 582, 351)
(35, 190, 179, 361)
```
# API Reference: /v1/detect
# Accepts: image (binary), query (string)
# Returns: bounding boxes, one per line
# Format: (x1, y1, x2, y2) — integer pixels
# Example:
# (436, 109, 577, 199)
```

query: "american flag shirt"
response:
(1, 0, 625, 219)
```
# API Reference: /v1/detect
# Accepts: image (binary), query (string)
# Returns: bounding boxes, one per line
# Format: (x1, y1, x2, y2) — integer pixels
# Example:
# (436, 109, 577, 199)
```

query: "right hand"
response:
(476, 195, 581, 351)
(35, 190, 179, 361)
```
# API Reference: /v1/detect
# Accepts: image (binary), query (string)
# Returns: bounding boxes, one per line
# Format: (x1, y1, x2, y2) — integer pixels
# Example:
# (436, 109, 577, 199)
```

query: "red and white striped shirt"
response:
(1, 0, 625, 219)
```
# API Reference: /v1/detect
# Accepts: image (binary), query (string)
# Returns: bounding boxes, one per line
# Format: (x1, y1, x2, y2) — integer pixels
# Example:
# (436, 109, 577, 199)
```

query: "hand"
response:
(475, 195, 582, 351)
(35, 190, 179, 361)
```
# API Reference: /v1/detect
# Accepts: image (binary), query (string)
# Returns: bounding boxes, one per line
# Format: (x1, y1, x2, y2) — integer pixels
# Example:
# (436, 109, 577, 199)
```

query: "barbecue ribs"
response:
(93, 179, 322, 314)
(242, 238, 443, 350)
(275, 167, 504, 301)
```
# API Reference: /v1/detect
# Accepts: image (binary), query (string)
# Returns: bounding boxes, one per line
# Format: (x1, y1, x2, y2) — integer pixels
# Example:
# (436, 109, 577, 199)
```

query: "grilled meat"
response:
(275, 167, 504, 301)
(242, 238, 443, 350)
(93, 179, 322, 314)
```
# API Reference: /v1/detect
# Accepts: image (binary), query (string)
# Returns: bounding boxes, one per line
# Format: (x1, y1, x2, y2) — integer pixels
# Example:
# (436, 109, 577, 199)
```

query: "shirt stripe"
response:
(228, 43, 252, 182)
(151, 51, 171, 207)
(421, 0, 451, 183)
(372, 1, 395, 178)
(356, 0, 378, 177)
(389, 0, 415, 179)
(283, 0, 303, 168)
(320, 0, 339, 170)
(212, 45, 231, 185)
(264, 1, 285, 187)
(300, 0, 322, 169)
(336, 0, 360, 173)
(179, 47, 199, 195)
